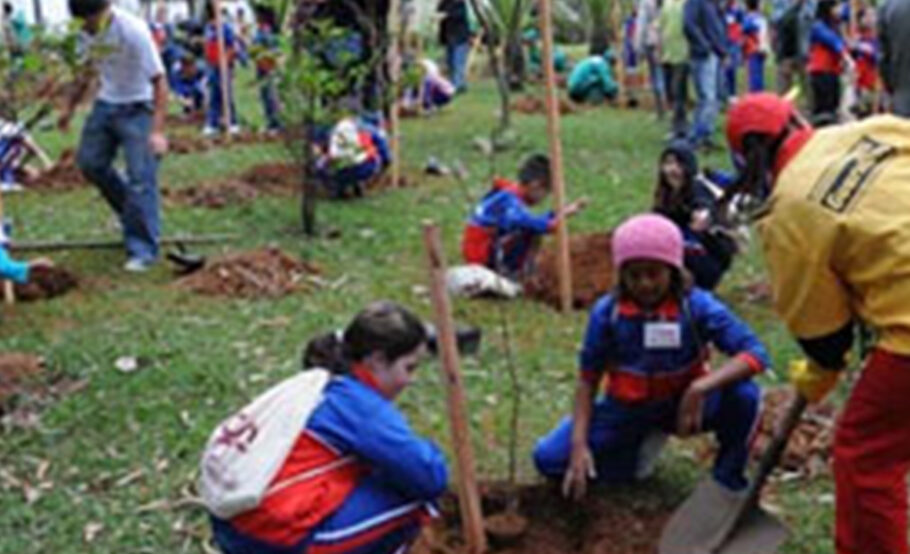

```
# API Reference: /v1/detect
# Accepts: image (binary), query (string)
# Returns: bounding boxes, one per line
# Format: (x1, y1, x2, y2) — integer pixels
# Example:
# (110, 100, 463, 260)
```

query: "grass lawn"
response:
(0, 70, 836, 553)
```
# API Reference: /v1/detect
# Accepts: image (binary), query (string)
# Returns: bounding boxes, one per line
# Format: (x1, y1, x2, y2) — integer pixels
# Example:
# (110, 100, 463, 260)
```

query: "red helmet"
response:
(726, 93, 798, 155)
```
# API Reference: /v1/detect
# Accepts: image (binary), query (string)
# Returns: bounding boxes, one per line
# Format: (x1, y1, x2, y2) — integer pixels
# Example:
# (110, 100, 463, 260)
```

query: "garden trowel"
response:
(659, 393, 808, 554)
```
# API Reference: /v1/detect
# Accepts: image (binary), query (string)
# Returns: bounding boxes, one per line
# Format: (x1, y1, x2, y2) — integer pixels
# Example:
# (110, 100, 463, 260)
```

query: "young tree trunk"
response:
(467, 0, 511, 145)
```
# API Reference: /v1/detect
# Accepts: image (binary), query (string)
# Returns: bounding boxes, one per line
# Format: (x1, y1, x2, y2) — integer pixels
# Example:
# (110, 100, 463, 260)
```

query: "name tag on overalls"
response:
(644, 322, 682, 349)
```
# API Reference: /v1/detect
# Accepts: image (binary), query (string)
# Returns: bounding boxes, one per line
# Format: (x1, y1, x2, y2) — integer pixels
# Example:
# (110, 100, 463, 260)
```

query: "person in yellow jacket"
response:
(725, 91, 910, 554)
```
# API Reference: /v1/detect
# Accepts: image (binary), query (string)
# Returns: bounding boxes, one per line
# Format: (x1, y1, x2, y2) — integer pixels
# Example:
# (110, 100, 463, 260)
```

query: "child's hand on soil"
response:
(29, 258, 54, 270)
(562, 443, 597, 501)
(677, 381, 706, 437)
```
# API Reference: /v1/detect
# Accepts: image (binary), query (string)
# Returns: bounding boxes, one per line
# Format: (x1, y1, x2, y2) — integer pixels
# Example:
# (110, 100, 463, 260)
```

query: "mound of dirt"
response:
(169, 131, 282, 155)
(240, 162, 299, 192)
(13, 266, 78, 302)
(750, 387, 837, 479)
(524, 233, 614, 310)
(0, 353, 45, 412)
(511, 95, 578, 116)
(414, 483, 673, 554)
(164, 180, 262, 209)
(28, 149, 88, 191)
(176, 248, 319, 299)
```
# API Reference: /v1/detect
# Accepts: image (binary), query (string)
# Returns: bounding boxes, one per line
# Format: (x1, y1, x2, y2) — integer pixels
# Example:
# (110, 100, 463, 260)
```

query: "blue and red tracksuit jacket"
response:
(742, 12, 765, 57)
(205, 22, 237, 68)
(726, 5, 745, 50)
(213, 368, 449, 552)
(808, 21, 845, 75)
(579, 289, 769, 405)
(461, 179, 555, 274)
(852, 33, 879, 91)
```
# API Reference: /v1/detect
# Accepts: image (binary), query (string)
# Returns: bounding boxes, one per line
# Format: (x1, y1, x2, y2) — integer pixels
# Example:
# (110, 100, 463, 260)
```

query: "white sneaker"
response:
(0, 181, 24, 192)
(201, 126, 218, 137)
(123, 258, 154, 272)
(228, 125, 241, 135)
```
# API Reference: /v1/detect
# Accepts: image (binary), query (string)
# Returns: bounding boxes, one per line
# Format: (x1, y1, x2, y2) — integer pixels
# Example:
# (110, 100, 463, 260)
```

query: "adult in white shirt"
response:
(59, 0, 168, 272)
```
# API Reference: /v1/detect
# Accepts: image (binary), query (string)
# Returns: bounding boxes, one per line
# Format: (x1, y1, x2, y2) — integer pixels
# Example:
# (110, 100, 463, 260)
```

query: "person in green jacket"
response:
(661, 0, 690, 139)
(567, 50, 619, 105)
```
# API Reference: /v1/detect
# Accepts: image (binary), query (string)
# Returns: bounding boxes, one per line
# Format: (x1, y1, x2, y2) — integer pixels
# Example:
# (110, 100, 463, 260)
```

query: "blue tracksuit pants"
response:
(533, 379, 761, 491)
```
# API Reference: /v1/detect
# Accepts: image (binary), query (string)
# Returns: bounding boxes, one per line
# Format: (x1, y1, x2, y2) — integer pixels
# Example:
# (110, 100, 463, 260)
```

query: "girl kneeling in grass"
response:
(533, 214, 768, 500)
(209, 302, 448, 554)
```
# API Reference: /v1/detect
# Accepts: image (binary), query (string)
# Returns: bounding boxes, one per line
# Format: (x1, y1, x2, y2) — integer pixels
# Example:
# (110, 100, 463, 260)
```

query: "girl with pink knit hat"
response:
(533, 213, 769, 501)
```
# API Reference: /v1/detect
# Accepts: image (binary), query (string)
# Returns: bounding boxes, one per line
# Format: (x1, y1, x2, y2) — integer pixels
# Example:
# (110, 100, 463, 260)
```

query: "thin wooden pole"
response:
(212, 0, 233, 135)
(537, 0, 572, 313)
(612, 0, 626, 103)
(422, 222, 487, 554)
(389, 0, 402, 188)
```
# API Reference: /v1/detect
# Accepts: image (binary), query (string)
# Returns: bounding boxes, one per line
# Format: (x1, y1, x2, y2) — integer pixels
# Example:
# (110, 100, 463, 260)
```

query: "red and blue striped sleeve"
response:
(578, 295, 615, 384)
(691, 289, 770, 374)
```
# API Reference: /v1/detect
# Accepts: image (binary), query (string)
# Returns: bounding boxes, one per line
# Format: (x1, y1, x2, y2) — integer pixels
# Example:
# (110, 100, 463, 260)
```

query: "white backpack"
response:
(200, 369, 332, 519)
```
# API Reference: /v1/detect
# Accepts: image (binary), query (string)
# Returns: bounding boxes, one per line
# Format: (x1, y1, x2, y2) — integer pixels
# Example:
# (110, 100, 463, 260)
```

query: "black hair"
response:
(653, 142, 699, 227)
(302, 302, 427, 373)
(2, 3, 12, 15)
(68, 0, 109, 18)
(252, 3, 277, 28)
(517, 153, 551, 188)
(815, 0, 838, 25)
(745, 0, 760, 11)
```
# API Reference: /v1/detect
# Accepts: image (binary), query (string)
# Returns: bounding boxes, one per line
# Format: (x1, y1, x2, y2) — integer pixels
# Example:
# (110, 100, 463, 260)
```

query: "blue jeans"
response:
(206, 67, 238, 129)
(533, 379, 761, 491)
(644, 45, 667, 116)
(747, 53, 766, 92)
(77, 101, 160, 261)
(723, 45, 742, 101)
(689, 55, 720, 146)
(258, 75, 281, 131)
(446, 41, 470, 91)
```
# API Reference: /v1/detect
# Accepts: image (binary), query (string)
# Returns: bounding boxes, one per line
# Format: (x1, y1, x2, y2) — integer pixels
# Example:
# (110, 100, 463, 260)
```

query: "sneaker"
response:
(201, 126, 218, 137)
(228, 125, 241, 136)
(0, 181, 24, 192)
(123, 258, 155, 272)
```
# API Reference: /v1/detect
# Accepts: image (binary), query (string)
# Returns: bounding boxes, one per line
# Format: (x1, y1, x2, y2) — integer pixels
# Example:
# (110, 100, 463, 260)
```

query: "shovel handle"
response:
(747, 392, 808, 507)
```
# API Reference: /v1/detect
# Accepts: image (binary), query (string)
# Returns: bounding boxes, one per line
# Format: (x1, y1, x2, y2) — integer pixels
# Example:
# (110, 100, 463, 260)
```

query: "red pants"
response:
(834, 349, 910, 554)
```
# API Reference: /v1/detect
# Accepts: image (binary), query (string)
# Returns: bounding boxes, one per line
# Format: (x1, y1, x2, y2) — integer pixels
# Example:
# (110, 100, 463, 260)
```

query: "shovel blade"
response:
(659, 478, 749, 554)
(715, 507, 789, 554)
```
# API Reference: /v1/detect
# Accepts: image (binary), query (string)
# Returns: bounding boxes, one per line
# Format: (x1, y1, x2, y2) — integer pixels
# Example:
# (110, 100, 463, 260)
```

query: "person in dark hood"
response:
(653, 141, 739, 290)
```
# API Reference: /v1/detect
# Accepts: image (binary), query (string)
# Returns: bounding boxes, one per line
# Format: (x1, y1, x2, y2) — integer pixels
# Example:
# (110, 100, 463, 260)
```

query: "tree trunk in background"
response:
(506, 36, 525, 91)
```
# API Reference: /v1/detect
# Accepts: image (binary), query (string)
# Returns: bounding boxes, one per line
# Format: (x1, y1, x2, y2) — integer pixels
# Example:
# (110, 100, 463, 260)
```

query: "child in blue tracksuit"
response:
(723, 0, 745, 101)
(461, 154, 586, 278)
(172, 52, 206, 114)
(566, 53, 619, 105)
(318, 117, 391, 199)
(202, 0, 239, 135)
(211, 301, 448, 554)
(742, 0, 769, 92)
(534, 213, 768, 499)
(252, 4, 281, 133)
(807, 0, 854, 124)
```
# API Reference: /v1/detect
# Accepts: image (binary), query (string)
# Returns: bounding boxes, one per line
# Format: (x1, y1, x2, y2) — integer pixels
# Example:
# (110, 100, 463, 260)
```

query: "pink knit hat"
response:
(612, 213, 684, 270)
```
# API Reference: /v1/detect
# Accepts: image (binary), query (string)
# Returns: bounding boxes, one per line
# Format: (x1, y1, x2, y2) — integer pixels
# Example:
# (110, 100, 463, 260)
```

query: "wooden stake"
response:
(422, 222, 487, 554)
(612, 0, 626, 104)
(389, 0, 402, 188)
(211, 0, 233, 135)
(537, 0, 573, 313)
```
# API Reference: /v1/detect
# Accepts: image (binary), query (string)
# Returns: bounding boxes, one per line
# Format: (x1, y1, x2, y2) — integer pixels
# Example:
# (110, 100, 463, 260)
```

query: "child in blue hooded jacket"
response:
(211, 301, 448, 554)
(534, 214, 768, 500)
(461, 154, 586, 278)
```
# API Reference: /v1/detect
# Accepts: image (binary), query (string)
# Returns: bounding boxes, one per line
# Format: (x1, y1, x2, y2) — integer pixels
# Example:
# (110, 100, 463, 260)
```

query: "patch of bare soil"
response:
(511, 95, 578, 116)
(12, 266, 78, 302)
(27, 149, 88, 192)
(175, 247, 319, 299)
(524, 233, 614, 310)
(751, 387, 837, 479)
(413, 483, 673, 554)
